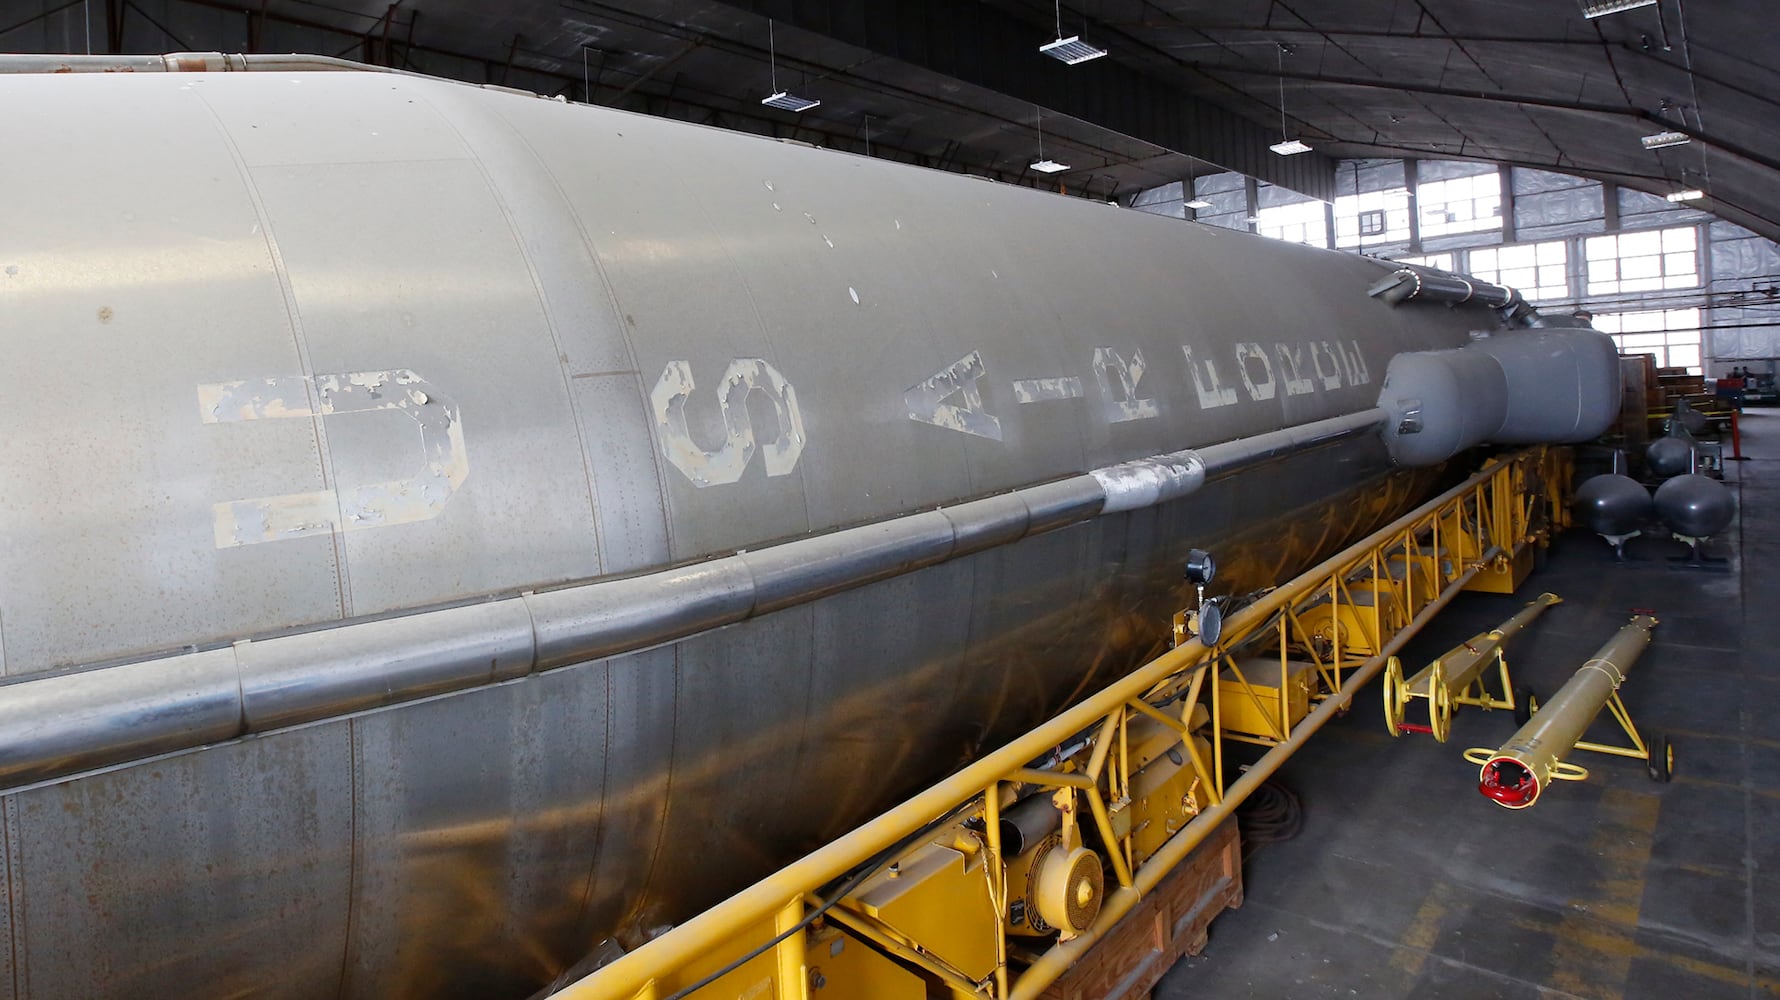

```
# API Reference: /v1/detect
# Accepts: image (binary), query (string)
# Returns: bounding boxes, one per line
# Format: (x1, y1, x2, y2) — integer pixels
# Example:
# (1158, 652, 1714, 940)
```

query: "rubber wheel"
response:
(1648, 734, 1674, 783)
(1513, 687, 1536, 727)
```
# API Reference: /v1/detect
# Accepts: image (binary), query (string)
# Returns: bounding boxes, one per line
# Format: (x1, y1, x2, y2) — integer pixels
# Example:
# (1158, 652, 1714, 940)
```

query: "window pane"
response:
(1416, 173, 1503, 237)
(1622, 254, 1662, 280)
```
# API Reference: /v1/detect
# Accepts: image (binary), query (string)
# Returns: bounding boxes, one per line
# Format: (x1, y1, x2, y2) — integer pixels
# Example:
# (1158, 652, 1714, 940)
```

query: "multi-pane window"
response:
(1583, 226, 1700, 296)
(1593, 307, 1703, 373)
(1392, 252, 1456, 271)
(1334, 189, 1412, 248)
(1416, 173, 1503, 238)
(1254, 200, 1330, 248)
(1466, 240, 1570, 302)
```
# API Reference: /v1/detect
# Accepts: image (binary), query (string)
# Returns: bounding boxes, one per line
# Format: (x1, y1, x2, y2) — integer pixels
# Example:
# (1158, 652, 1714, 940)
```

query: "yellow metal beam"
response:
(574, 447, 1560, 1000)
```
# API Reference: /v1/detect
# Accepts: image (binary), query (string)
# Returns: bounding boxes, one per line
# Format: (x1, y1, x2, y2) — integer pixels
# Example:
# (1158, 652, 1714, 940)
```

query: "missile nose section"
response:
(1571, 473, 1652, 537)
(1644, 436, 1695, 479)
(1653, 473, 1735, 538)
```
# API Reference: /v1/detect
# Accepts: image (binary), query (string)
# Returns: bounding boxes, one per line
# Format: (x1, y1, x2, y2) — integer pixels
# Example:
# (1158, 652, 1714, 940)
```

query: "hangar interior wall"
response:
(1133, 159, 1780, 375)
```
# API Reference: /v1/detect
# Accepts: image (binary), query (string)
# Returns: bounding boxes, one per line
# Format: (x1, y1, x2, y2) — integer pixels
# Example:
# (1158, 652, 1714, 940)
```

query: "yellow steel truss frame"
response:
(569, 447, 1568, 1000)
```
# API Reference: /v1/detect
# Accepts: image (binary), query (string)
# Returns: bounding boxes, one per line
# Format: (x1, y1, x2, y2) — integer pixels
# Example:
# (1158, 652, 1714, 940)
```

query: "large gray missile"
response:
(0, 55, 1617, 1000)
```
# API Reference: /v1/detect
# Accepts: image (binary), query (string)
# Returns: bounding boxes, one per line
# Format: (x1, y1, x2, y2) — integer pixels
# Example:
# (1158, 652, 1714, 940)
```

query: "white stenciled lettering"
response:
(1092, 347, 1160, 422)
(1310, 341, 1344, 390)
(652, 358, 806, 487)
(906, 351, 1003, 440)
(1181, 345, 1238, 409)
(1012, 377, 1085, 403)
(1275, 342, 1316, 397)
(1340, 339, 1371, 386)
(199, 370, 468, 547)
(1234, 342, 1277, 402)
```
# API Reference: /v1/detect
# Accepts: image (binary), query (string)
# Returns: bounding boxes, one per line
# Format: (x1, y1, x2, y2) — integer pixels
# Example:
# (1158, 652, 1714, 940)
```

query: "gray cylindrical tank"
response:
(1571, 474, 1653, 537)
(1654, 474, 1736, 538)
(1376, 328, 1619, 467)
(1476, 329, 1620, 444)
(0, 62, 1564, 1000)
(1645, 435, 1696, 478)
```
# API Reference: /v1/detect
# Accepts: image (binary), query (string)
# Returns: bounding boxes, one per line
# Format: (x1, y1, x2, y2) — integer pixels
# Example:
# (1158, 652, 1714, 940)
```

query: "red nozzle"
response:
(1478, 757, 1538, 808)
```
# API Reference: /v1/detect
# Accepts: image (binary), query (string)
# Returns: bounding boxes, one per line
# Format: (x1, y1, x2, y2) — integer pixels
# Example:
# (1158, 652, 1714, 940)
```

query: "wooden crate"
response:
(1036, 818, 1242, 1000)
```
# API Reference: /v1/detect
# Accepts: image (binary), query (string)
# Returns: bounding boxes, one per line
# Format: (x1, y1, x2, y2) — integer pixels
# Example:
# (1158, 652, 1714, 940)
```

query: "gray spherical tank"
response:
(1645, 436, 1696, 478)
(1654, 474, 1736, 538)
(1571, 474, 1653, 537)
(0, 60, 1615, 1000)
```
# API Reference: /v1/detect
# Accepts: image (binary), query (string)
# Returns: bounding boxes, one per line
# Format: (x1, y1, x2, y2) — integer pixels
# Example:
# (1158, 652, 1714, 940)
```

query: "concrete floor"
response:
(1156, 410, 1779, 1000)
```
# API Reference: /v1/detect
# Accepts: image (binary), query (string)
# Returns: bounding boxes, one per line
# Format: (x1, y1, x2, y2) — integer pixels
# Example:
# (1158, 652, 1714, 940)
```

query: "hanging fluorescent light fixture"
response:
(1030, 105, 1070, 174)
(1040, 36, 1107, 64)
(1269, 44, 1310, 156)
(1665, 188, 1704, 202)
(1184, 198, 1213, 209)
(1040, 3, 1106, 64)
(762, 92, 820, 112)
(1641, 130, 1691, 149)
(1579, 0, 1658, 17)
(760, 20, 818, 113)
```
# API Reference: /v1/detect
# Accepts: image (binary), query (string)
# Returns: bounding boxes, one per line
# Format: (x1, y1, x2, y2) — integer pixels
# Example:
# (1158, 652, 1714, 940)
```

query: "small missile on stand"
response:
(1383, 592, 1561, 743)
(1465, 611, 1671, 809)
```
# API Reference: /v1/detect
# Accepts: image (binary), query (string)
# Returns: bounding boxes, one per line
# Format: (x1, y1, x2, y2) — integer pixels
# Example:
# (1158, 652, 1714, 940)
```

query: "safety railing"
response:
(565, 446, 1567, 1000)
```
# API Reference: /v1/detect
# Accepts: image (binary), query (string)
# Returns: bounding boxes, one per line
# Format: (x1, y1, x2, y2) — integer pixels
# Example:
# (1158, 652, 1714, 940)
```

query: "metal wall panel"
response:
(248, 156, 603, 614)
(8, 726, 353, 1000)
(0, 73, 343, 675)
(340, 671, 613, 999)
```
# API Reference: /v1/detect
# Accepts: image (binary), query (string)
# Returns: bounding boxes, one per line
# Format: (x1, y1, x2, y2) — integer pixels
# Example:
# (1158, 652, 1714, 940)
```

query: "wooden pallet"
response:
(1037, 818, 1242, 1000)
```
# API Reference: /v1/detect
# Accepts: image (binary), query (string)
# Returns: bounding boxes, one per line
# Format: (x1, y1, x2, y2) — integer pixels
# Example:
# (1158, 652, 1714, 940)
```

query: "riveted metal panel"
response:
(0, 73, 342, 676)
(339, 668, 612, 998)
(246, 153, 602, 613)
(8, 725, 353, 1000)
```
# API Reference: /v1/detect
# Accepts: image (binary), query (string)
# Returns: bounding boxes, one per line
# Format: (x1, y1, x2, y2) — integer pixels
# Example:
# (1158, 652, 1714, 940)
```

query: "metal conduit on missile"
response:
(1471, 613, 1662, 809)
(1383, 592, 1561, 742)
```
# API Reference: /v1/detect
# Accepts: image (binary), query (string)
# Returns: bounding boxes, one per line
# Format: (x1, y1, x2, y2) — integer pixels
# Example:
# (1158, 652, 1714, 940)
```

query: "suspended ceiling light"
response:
(1640, 130, 1691, 149)
(760, 20, 818, 113)
(1040, 3, 1107, 64)
(762, 92, 820, 112)
(1040, 36, 1107, 64)
(1270, 44, 1310, 156)
(1030, 105, 1070, 174)
(1184, 198, 1213, 209)
(1665, 188, 1705, 202)
(1579, 0, 1658, 17)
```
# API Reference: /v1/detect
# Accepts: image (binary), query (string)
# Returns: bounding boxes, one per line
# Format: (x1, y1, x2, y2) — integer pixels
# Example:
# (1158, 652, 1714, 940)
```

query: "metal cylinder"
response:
(999, 795, 1065, 856)
(1476, 614, 1658, 808)
(0, 61, 1603, 999)
(1434, 592, 1561, 694)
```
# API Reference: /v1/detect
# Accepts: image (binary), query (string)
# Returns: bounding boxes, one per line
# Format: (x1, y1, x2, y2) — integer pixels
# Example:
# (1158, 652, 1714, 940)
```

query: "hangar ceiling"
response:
(11, 0, 1779, 241)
